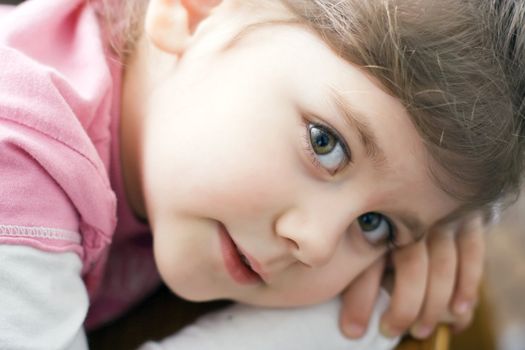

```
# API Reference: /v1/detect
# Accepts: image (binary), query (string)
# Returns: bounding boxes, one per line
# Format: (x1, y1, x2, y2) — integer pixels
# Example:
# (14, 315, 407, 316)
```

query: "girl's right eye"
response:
(357, 212, 397, 248)
(306, 123, 350, 174)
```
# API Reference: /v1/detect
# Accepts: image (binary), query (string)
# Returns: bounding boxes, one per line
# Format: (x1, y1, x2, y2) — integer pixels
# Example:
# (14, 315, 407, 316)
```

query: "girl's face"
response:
(136, 6, 458, 307)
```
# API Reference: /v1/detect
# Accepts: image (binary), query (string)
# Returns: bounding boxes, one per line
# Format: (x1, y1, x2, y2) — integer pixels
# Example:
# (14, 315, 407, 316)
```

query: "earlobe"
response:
(144, 0, 223, 56)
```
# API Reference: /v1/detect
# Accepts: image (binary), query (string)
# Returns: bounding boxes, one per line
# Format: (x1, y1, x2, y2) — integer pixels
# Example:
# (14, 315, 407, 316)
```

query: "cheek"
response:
(268, 243, 383, 306)
(151, 221, 223, 301)
(143, 86, 300, 220)
(310, 245, 384, 303)
(163, 140, 297, 218)
(267, 269, 359, 306)
(182, 161, 292, 221)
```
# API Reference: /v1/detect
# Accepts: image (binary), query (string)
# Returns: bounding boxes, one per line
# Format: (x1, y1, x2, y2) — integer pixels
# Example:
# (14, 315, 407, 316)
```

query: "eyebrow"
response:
(330, 89, 431, 242)
(396, 205, 469, 244)
(395, 211, 427, 243)
(330, 89, 388, 168)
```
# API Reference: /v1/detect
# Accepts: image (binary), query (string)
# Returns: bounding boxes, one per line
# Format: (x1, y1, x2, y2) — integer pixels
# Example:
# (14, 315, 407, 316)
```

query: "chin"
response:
(164, 281, 224, 302)
(238, 290, 340, 309)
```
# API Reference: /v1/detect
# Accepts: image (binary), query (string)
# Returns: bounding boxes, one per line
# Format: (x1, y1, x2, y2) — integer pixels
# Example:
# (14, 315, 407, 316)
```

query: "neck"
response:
(120, 36, 174, 220)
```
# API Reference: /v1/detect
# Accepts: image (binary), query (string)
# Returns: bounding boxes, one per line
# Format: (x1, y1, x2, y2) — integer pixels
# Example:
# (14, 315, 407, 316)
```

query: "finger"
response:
(451, 215, 485, 317)
(381, 241, 428, 338)
(410, 227, 457, 339)
(339, 258, 385, 338)
(451, 308, 474, 333)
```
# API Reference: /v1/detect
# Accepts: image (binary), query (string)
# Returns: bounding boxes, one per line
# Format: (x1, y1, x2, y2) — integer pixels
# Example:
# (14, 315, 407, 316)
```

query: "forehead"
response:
(231, 24, 421, 156)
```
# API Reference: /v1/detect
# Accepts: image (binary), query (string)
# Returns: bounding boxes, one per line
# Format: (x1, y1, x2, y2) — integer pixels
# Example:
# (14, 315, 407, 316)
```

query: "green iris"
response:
(358, 212, 382, 231)
(309, 125, 337, 155)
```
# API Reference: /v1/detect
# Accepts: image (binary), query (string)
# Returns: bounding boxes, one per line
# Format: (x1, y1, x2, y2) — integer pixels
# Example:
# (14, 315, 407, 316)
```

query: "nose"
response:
(275, 203, 355, 268)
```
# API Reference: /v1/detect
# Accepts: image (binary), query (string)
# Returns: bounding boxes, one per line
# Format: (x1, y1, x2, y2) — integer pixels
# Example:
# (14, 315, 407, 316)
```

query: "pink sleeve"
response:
(0, 120, 83, 258)
(0, 0, 118, 296)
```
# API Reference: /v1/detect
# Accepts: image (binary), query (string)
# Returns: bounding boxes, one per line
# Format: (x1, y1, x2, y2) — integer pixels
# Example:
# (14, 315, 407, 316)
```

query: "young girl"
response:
(0, 0, 522, 349)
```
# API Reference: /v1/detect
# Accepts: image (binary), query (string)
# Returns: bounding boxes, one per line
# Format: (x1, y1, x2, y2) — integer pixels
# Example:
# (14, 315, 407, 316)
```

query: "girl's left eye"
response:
(357, 212, 397, 248)
(307, 123, 350, 173)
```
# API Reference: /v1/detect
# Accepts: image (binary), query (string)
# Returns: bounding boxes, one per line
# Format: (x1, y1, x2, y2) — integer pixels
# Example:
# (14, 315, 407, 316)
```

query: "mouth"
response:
(218, 223, 262, 285)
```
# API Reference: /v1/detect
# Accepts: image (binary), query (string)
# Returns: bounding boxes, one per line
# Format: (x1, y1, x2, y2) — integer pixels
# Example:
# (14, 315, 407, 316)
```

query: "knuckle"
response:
(420, 300, 449, 325)
(459, 229, 485, 250)
(453, 312, 474, 332)
(390, 307, 419, 328)
(466, 237, 485, 254)
(458, 287, 479, 302)
(459, 271, 483, 292)
(426, 301, 452, 320)
(418, 312, 438, 326)
(349, 313, 371, 326)
(432, 259, 455, 278)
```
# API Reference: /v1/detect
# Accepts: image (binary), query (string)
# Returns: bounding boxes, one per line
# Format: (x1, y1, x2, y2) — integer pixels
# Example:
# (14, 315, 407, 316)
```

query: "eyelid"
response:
(312, 121, 352, 161)
(383, 216, 399, 250)
(301, 116, 352, 173)
(385, 215, 422, 251)
(360, 214, 399, 250)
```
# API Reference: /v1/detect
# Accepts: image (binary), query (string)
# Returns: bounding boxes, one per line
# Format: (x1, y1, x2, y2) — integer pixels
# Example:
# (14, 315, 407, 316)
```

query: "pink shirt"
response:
(0, 0, 160, 328)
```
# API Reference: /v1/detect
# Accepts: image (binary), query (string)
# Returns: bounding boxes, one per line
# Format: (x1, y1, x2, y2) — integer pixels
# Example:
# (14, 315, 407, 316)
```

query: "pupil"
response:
(310, 126, 335, 155)
(359, 212, 381, 231)
(316, 133, 330, 147)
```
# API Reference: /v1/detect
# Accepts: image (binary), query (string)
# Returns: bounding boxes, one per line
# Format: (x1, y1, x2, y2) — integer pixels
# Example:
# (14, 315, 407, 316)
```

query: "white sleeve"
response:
(138, 289, 400, 350)
(0, 245, 89, 350)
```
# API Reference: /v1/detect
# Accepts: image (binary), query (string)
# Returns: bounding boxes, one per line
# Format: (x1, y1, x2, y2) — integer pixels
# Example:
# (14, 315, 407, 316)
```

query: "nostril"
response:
(285, 237, 299, 250)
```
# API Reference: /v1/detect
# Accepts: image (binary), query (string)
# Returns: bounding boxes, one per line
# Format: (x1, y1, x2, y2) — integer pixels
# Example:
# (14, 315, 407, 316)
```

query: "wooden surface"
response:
(396, 287, 496, 350)
(396, 326, 450, 350)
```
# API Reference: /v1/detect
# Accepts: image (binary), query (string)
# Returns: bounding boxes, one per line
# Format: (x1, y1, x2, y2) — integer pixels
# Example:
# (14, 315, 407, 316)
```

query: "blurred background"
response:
(485, 195, 525, 350)
(1, 1, 524, 349)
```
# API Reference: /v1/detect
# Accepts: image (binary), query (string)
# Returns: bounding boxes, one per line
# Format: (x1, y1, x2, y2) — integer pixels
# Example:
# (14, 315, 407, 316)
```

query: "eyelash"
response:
(301, 119, 351, 174)
(302, 132, 322, 170)
(382, 218, 399, 251)
(358, 212, 399, 250)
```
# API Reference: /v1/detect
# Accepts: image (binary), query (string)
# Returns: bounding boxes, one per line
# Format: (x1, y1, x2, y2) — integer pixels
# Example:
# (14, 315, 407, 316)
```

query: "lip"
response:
(236, 246, 270, 282)
(218, 223, 262, 285)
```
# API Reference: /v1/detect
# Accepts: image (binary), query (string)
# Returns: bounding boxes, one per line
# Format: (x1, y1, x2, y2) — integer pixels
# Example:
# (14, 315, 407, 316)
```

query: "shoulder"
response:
(0, 121, 81, 235)
(0, 45, 117, 279)
(0, 117, 116, 269)
(0, 0, 119, 288)
(0, 0, 118, 153)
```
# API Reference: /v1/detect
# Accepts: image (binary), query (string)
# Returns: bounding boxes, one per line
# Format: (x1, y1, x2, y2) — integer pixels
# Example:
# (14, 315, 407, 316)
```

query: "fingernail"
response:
(454, 300, 472, 315)
(411, 323, 432, 339)
(345, 323, 365, 338)
(380, 322, 400, 338)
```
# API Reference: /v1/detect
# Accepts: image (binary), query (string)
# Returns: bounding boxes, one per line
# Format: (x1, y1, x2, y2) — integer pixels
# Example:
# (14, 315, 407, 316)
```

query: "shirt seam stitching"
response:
(0, 224, 81, 244)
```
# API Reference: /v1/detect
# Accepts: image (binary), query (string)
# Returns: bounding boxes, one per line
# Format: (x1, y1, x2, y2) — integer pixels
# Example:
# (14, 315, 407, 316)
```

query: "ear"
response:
(145, 0, 223, 55)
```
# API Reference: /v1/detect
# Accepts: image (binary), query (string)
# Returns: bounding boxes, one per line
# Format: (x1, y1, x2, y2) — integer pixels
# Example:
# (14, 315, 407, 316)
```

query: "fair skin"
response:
(120, 0, 485, 340)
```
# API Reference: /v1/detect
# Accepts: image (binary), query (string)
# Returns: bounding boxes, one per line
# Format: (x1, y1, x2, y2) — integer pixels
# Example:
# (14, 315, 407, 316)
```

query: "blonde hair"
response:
(98, 0, 525, 215)
(91, 0, 148, 58)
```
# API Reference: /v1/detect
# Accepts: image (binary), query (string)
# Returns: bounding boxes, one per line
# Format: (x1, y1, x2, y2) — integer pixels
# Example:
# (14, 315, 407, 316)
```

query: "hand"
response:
(338, 213, 486, 339)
